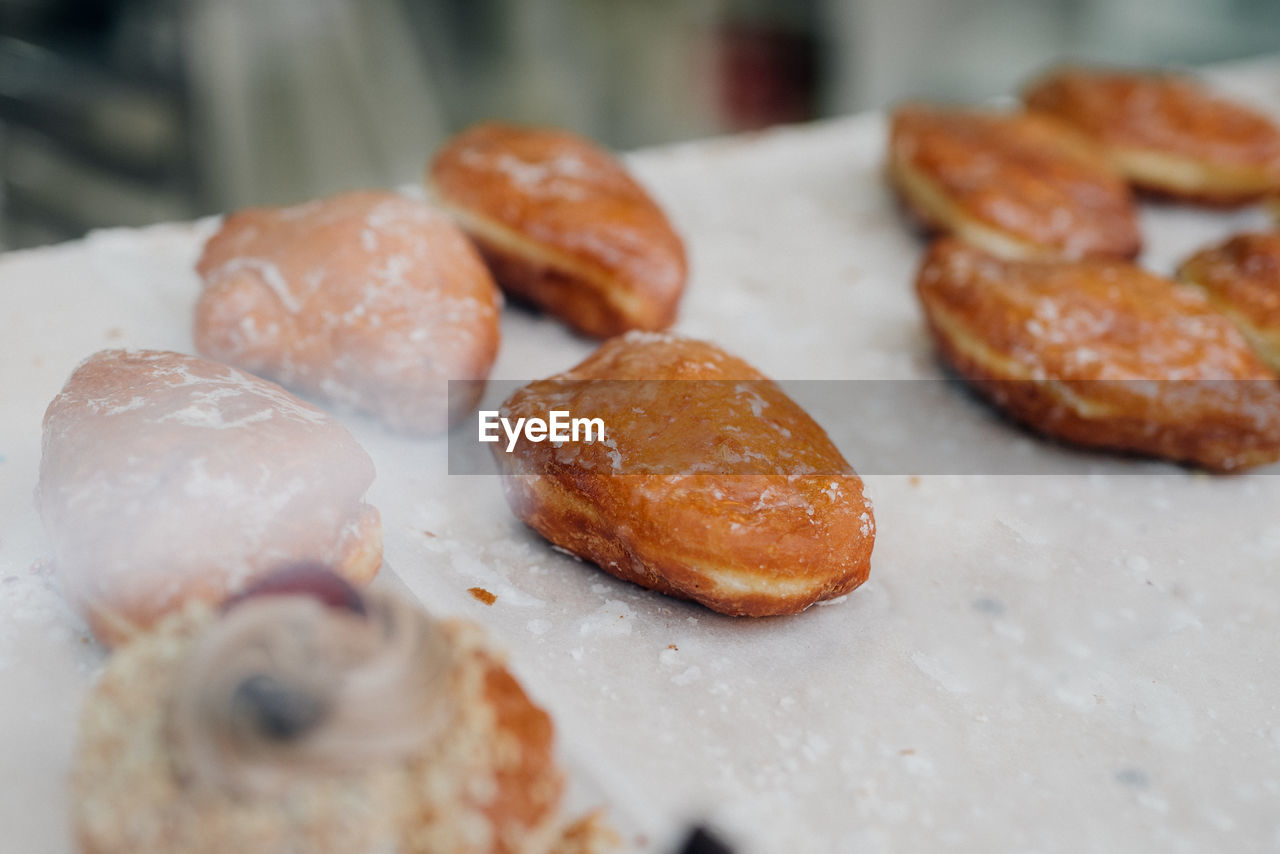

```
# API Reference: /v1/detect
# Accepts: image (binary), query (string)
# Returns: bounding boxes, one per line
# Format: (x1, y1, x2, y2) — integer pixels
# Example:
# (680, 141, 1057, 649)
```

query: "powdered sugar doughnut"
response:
(195, 190, 500, 434)
(37, 349, 381, 646)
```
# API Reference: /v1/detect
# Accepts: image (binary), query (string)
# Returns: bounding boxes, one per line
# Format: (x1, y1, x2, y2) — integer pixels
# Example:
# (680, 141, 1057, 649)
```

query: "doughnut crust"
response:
(428, 123, 687, 337)
(1179, 232, 1280, 371)
(1024, 67, 1280, 205)
(916, 239, 1280, 472)
(493, 332, 875, 616)
(888, 104, 1140, 260)
(196, 190, 501, 434)
(37, 350, 381, 646)
(72, 601, 569, 854)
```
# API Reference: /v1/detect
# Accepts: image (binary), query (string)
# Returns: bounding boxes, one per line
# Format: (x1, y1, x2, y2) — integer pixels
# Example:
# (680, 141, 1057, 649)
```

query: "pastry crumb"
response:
(552, 809, 620, 854)
(467, 587, 496, 606)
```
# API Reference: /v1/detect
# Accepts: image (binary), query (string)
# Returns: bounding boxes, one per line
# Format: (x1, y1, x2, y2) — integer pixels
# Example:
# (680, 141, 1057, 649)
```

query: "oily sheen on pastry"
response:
(1179, 231, 1280, 371)
(428, 123, 687, 337)
(195, 190, 501, 434)
(887, 104, 1140, 260)
(493, 332, 875, 616)
(72, 567, 590, 854)
(916, 238, 1280, 471)
(37, 350, 381, 646)
(1023, 67, 1280, 205)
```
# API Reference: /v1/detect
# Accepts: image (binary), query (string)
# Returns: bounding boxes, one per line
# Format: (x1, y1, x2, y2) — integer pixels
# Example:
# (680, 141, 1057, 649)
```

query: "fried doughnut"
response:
(1179, 231, 1280, 371)
(887, 104, 1140, 260)
(493, 332, 875, 616)
(1023, 67, 1280, 205)
(916, 238, 1280, 471)
(428, 123, 687, 337)
(37, 350, 381, 646)
(72, 568, 586, 854)
(195, 190, 500, 434)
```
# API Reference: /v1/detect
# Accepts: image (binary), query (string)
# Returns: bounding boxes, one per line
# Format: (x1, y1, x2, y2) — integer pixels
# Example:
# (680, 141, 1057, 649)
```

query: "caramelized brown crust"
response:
(916, 238, 1280, 471)
(888, 104, 1140, 260)
(494, 332, 875, 616)
(428, 123, 687, 337)
(1024, 67, 1280, 204)
(1179, 232, 1280, 371)
(196, 190, 501, 434)
(37, 350, 382, 646)
(73, 606, 567, 853)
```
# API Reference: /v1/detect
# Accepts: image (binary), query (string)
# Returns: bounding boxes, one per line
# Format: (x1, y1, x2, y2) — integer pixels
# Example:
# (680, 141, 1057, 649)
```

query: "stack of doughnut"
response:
(888, 65, 1280, 471)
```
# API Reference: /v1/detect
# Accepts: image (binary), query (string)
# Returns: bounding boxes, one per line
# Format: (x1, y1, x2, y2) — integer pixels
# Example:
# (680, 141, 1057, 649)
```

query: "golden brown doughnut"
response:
(37, 350, 381, 646)
(427, 123, 687, 337)
(1023, 67, 1280, 205)
(887, 104, 1140, 260)
(1179, 231, 1280, 371)
(196, 190, 500, 434)
(916, 238, 1280, 471)
(72, 570, 585, 854)
(493, 332, 875, 616)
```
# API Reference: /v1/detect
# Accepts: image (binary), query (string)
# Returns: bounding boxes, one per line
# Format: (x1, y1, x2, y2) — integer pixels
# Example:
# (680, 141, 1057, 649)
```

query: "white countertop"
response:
(3, 58, 1280, 854)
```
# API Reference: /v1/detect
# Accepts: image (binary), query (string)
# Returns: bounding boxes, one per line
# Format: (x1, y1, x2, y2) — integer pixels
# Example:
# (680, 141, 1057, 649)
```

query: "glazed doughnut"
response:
(72, 568, 586, 854)
(1023, 67, 1280, 205)
(1179, 231, 1280, 371)
(493, 332, 875, 616)
(916, 238, 1280, 472)
(37, 350, 381, 646)
(195, 190, 501, 434)
(887, 104, 1140, 260)
(428, 123, 687, 337)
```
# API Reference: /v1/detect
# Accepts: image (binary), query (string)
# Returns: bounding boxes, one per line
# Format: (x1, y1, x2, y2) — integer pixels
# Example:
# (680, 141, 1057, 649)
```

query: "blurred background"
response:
(1, 0, 1279, 250)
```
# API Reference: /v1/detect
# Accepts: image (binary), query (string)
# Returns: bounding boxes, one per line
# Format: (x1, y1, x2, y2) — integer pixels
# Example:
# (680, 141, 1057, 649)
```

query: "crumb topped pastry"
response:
(494, 332, 875, 616)
(72, 567, 596, 854)
(37, 350, 381, 646)
(1024, 67, 1280, 205)
(196, 190, 501, 434)
(916, 238, 1280, 471)
(888, 104, 1141, 260)
(428, 123, 687, 337)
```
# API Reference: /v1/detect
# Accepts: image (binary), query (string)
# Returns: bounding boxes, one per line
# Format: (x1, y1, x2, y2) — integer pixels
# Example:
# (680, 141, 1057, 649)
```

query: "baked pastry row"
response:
(889, 66, 1280, 262)
(195, 124, 688, 436)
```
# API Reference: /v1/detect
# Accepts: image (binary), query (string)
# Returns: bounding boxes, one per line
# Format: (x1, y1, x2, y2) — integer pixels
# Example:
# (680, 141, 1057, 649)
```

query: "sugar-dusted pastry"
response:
(37, 350, 381, 646)
(195, 190, 500, 434)
(887, 104, 1140, 260)
(492, 332, 874, 616)
(72, 566, 593, 854)
(916, 238, 1280, 471)
(427, 123, 687, 337)
(1023, 67, 1280, 205)
(1179, 231, 1280, 371)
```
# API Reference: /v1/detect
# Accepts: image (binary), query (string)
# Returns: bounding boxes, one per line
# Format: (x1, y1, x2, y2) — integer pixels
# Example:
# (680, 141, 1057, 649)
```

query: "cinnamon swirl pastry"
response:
(73, 567, 593, 854)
